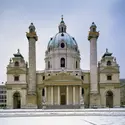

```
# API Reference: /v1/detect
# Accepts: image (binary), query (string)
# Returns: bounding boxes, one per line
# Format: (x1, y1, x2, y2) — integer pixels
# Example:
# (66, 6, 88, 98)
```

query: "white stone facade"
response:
(5, 18, 121, 109)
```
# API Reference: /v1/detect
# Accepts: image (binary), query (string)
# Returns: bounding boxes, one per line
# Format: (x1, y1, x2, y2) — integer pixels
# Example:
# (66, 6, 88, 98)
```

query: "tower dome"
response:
(45, 16, 81, 71)
(47, 15, 78, 51)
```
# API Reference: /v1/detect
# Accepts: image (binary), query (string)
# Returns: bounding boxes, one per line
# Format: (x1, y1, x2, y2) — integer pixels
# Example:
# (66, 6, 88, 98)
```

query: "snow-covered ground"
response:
(0, 109, 125, 125)
(1, 116, 125, 125)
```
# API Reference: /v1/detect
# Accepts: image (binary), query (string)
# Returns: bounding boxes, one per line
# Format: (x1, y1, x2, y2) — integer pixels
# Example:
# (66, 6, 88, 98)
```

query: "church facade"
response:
(6, 17, 120, 109)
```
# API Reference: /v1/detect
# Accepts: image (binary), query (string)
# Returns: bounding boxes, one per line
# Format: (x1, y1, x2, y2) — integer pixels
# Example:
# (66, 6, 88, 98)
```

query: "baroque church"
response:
(6, 16, 120, 109)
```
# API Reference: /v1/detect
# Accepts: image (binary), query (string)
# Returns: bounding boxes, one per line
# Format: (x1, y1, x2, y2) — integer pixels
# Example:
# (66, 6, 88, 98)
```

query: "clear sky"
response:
(0, 0, 125, 83)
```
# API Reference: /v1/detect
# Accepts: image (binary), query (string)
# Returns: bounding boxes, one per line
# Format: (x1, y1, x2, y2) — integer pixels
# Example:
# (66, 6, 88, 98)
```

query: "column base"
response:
(89, 93, 100, 108)
(6, 105, 13, 109)
(26, 94, 37, 109)
(80, 104, 85, 109)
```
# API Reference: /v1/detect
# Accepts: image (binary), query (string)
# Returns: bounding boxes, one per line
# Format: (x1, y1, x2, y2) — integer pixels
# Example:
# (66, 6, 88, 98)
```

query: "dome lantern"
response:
(58, 15, 67, 33)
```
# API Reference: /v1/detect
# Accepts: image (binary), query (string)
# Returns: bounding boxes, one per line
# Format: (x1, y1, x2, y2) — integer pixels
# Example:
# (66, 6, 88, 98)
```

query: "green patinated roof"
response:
(48, 33, 78, 48)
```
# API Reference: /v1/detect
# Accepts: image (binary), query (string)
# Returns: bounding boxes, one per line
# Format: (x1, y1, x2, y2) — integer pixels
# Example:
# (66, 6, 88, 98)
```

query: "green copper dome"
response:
(48, 33, 78, 48)
(47, 16, 78, 49)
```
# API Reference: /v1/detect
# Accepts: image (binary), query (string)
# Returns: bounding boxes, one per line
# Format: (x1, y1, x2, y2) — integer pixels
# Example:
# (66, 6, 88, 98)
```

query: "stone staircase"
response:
(45, 105, 81, 109)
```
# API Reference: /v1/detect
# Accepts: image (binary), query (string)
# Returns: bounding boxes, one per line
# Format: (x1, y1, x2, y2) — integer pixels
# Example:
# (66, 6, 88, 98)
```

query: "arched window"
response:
(81, 76, 84, 80)
(61, 27, 63, 32)
(60, 58, 65, 67)
(15, 61, 19, 66)
(43, 76, 45, 80)
(42, 88, 45, 96)
(76, 61, 78, 69)
(107, 61, 111, 66)
(93, 28, 96, 32)
(48, 61, 50, 69)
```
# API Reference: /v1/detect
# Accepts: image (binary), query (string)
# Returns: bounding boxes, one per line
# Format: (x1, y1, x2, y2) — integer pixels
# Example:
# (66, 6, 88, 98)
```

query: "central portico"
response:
(40, 72, 83, 108)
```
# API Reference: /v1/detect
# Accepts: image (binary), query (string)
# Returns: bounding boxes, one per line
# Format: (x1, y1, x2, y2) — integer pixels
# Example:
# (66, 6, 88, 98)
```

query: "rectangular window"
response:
(107, 75, 112, 80)
(14, 76, 19, 81)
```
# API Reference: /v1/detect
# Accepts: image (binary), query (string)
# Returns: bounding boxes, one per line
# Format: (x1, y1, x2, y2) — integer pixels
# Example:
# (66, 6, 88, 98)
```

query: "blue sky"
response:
(0, 0, 125, 83)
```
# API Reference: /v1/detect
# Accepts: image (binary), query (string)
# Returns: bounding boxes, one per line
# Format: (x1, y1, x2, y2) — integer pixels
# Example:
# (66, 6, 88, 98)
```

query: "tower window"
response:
(76, 61, 78, 69)
(14, 76, 19, 81)
(82, 88, 84, 95)
(43, 76, 45, 80)
(107, 61, 111, 66)
(42, 88, 45, 96)
(107, 75, 112, 80)
(61, 27, 63, 32)
(81, 76, 84, 80)
(60, 58, 65, 67)
(93, 28, 96, 32)
(61, 43, 65, 48)
(15, 61, 19, 66)
(48, 61, 50, 69)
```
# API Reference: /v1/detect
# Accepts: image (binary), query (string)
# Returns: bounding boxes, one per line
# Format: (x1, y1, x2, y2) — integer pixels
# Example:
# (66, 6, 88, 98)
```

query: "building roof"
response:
(48, 33, 78, 48)
(120, 79, 125, 86)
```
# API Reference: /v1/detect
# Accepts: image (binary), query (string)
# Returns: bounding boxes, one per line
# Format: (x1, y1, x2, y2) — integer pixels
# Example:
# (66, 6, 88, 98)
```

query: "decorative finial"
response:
(17, 49, 20, 54)
(29, 22, 35, 33)
(9, 58, 12, 63)
(106, 48, 108, 53)
(26, 61, 28, 68)
(59, 15, 66, 33)
(61, 15, 63, 21)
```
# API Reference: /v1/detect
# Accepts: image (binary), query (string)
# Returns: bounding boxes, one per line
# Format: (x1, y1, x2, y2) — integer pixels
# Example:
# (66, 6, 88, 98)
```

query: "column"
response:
(80, 86, 82, 97)
(66, 86, 69, 105)
(79, 86, 82, 104)
(51, 86, 53, 105)
(58, 86, 60, 105)
(73, 86, 75, 105)
(45, 87, 47, 104)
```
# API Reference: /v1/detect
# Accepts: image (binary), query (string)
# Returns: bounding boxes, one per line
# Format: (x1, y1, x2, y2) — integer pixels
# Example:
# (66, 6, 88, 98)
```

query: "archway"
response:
(106, 91, 113, 108)
(13, 92, 21, 109)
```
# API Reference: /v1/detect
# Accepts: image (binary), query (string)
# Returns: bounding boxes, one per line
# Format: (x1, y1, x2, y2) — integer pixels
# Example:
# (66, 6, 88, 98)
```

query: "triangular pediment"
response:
(99, 67, 119, 73)
(7, 68, 26, 74)
(44, 72, 82, 82)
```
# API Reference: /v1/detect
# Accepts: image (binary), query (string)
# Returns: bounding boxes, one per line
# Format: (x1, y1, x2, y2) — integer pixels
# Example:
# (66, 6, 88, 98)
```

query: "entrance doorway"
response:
(60, 86, 66, 105)
(61, 94, 66, 105)
(13, 92, 21, 109)
(106, 91, 113, 108)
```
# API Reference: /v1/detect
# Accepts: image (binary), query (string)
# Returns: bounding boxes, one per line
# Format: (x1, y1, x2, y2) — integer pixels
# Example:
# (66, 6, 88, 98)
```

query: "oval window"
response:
(61, 43, 65, 48)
